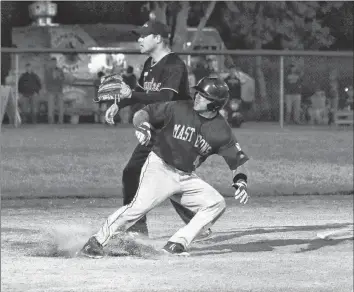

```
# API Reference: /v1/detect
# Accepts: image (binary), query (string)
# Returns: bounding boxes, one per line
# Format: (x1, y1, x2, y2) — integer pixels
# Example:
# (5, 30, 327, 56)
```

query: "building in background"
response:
(7, 1, 229, 123)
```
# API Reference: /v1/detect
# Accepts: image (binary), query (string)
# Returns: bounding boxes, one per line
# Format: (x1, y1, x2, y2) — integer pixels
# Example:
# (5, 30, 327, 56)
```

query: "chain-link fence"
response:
(228, 54, 353, 125)
(1, 48, 353, 127)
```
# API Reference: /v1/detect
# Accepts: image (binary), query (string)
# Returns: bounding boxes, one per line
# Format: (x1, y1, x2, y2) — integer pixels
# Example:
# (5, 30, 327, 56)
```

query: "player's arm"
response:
(133, 101, 174, 127)
(231, 163, 250, 204)
(118, 87, 175, 109)
(120, 63, 187, 108)
(132, 90, 175, 103)
(133, 102, 174, 146)
(218, 135, 250, 204)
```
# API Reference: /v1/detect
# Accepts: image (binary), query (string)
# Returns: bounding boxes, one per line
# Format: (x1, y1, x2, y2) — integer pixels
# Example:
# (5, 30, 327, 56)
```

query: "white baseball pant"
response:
(94, 151, 226, 248)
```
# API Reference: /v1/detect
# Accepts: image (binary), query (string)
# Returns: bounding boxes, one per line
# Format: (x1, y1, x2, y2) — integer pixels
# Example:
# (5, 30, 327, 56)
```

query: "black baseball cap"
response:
(132, 20, 170, 38)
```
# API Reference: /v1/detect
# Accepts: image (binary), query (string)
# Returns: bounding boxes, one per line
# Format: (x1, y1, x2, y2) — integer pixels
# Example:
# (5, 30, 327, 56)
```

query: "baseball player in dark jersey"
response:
(105, 20, 211, 238)
(80, 77, 250, 258)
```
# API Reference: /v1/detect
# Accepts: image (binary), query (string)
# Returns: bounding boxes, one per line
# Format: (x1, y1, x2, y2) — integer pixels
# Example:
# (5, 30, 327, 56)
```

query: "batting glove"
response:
(233, 180, 249, 204)
(135, 122, 152, 146)
(105, 103, 119, 125)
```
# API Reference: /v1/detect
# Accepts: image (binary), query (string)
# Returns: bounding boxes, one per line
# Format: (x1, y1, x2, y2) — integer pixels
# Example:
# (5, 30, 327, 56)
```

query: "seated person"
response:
(307, 88, 328, 125)
(220, 99, 244, 128)
(344, 85, 353, 111)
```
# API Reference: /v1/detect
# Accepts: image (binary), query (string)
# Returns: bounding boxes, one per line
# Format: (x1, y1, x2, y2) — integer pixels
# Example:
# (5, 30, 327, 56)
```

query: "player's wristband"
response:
(140, 122, 155, 131)
(233, 173, 248, 185)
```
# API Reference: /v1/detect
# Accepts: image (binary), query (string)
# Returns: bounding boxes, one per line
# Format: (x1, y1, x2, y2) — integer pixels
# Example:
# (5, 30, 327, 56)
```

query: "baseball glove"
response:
(94, 73, 132, 103)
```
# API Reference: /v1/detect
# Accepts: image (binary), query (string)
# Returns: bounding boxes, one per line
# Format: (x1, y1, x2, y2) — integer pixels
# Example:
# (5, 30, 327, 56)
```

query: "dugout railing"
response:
(1, 47, 353, 128)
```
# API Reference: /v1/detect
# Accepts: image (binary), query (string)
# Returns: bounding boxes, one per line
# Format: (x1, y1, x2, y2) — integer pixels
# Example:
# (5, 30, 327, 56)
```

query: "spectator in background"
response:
(18, 63, 42, 124)
(344, 85, 353, 111)
(122, 66, 137, 90)
(120, 66, 138, 123)
(224, 66, 242, 101)
(222, 66, 245, 128)
(285, 64, 303, 124)
(187, 65, 196, 87)
(193, 58, 211, 83)
(5, 69, 16, 87)
(94, 71, 105, 93)
(327, 69, 340, 125)
(94, 71, 105, 103)
(308, 88, 328, 125)
(44, 58, 65, 124)
(207, 58, 218, 76)
(94, 71, 105, 123)
(220, 98, 244, 128)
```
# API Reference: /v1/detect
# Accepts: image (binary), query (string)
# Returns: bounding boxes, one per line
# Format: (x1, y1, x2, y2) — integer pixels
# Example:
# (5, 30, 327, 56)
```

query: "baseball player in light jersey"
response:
(105, 20, 212, 239)
(80, 77, 250, 257)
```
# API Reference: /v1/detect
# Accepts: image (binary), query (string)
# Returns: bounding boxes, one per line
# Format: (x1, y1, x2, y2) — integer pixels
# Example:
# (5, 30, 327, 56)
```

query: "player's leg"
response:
(170, 198, 212, 241)
(123, 141, 198, 235)
(47, 92, 55, 124)
(163, 174, 226, 254)
(122, 142, 153, 234)
(57, 92, 64, 124)
(19, 95, 30, 123)
(30, 93, 37, 124)
(170, 199, 196, 224)
(81, 152, 180, 257)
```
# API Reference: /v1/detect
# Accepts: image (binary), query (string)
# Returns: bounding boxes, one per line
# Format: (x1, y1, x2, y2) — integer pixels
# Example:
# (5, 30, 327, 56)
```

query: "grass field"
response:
(1, 123, 353, 198)
(1, 123, 353, 292)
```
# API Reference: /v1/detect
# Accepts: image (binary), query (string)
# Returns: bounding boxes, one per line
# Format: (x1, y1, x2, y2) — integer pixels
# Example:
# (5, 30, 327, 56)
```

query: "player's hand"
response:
(233, 180, 249, 204)
(105, 103, 119, 125)
(135, 122, 152, 146)
(94, 73, 132, 102)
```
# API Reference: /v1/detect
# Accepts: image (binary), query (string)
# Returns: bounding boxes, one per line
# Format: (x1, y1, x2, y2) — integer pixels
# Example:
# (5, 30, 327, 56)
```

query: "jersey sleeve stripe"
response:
(160, 87, 179, 94)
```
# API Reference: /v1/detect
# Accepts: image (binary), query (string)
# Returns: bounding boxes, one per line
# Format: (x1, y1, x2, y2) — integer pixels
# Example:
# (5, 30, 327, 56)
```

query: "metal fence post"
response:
(14, 53, 19, 128)
(279, 55, 284, 128)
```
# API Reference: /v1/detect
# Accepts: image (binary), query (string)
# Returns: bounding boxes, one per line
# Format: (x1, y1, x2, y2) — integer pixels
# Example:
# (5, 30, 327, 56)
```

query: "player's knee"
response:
(206, 195, 226, 215)
(209, 198, 226, 224)
(215, 197, 226, 214)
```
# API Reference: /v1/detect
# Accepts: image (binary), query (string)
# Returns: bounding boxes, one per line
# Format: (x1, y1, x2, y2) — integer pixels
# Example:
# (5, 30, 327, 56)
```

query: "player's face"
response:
(193, 92, 212, 112)
(138, 34, 158, 54)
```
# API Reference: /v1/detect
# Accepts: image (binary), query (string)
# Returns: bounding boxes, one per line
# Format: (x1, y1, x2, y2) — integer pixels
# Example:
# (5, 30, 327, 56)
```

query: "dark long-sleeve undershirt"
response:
(118, 90, 175, 108)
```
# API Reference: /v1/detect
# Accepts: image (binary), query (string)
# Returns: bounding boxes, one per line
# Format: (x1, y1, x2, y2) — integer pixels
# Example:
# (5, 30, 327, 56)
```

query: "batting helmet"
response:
(193, 77, 230, 111)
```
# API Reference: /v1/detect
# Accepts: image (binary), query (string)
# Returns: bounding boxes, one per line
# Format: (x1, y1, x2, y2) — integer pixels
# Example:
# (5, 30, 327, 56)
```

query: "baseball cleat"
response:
(317, 231, 332, 240)
(79, 237, 105, 259)
(317, 228, 354, 240)
(162, 241, 190, 256)
(194, 228, 212, 242)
